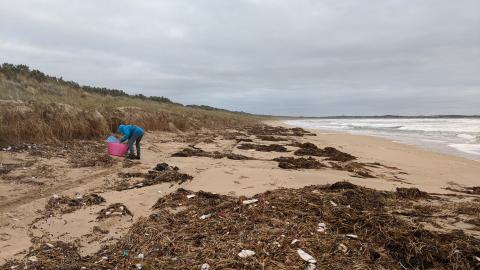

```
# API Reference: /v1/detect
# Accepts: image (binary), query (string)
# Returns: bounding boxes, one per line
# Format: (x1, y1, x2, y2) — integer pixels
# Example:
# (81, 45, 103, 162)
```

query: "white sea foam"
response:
(285, 118, 480, 159)
(449, 144, 480, 156)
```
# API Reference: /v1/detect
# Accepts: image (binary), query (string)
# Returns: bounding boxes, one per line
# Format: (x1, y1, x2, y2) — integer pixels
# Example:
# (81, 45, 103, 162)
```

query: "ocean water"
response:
(285, 118, 480, 160)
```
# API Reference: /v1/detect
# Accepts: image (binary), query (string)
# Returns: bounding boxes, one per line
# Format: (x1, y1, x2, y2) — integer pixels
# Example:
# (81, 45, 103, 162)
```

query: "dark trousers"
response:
(128, 133, 143, 158)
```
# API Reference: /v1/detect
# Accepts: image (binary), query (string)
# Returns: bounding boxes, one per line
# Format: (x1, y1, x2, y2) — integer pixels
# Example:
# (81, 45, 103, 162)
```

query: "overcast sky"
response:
(1, 0, 479, 116)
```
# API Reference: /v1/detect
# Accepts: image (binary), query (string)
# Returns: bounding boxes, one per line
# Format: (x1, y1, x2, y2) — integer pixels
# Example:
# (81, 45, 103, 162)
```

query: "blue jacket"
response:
(118, 124, 144, 142)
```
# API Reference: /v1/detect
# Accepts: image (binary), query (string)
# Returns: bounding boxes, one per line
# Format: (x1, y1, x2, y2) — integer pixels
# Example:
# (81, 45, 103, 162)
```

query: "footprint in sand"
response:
(0, 233, 11, 241)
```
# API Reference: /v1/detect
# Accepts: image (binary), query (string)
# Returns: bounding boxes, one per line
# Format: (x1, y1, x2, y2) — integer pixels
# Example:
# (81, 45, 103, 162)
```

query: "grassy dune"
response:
(0, 64, 258, 146)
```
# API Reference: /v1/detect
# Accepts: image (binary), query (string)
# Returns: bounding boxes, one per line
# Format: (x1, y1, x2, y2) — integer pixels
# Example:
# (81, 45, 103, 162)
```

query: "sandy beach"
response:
(1, 122, 479, 266)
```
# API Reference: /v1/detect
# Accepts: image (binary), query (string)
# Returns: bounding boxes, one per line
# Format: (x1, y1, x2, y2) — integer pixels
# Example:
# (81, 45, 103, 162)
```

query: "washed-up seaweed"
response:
(244, 125, 316, 137)
(257, 135, 289, 142)
(444, 186, 480, 195)
(273, 157, 325, 169)
(172, 147, 254, 160)
(395, 187, 430, 200)
(237, 143, 288, 152)
(115, 163, 193, 190)
(45, 193, 106, 215)
(5, 182, 479, 270)
(329, 161, 376, 178)
(293, 143, 356, 162)
(97, 203, 133, 220)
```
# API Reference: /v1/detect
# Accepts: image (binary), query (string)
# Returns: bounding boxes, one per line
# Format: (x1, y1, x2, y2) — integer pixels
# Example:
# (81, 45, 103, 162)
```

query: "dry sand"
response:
(1, 122, 479, 264)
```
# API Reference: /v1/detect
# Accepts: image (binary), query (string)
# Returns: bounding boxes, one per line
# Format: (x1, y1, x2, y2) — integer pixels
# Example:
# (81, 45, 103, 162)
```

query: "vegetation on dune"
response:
(0, 63, 258, 146)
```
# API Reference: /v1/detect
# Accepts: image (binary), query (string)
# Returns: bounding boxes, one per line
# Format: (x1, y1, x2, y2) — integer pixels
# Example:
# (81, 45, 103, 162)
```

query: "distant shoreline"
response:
(274, 115, 480, 119)
(280, 118, 480, 161)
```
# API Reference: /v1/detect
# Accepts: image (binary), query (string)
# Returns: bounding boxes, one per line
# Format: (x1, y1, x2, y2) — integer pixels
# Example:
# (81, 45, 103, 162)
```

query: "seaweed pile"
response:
(445, 186, 480, 195)
(24, 141, 107, 160)
(4, 182, 479, 269)
(115, 163, 193, 190)
(237, 143, 288, 152)
(395, 187, 430, 200)
(97, 203, 133, 220)
(257, 135, 289, 142)
(329, 162, 376, 178)
(172, 147, 253, 160)
(235, 137, 253, 143)
(273, 157, 326, 169)
(221, 131, 248, 140)
(143, 170, 193, 186)
(244, 125, 316, 137)
(45, 193, 106, 215)
(294, 143, 356, 162)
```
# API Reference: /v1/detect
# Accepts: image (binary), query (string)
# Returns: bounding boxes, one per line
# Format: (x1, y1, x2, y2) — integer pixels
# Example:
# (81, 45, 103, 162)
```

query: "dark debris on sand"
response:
(244, 125, 316, 137)
(115, 163, 193, 190)
(45, 193, 106, 215)
(69, 153, 115, 168)
(97, 203, 133, 220)
(396, 187, 430, 200)
(235, 137, 253, 143)
(237, 143, 288, 152)
(172, 147, 254, 160)
(221, 131, 248, 140)
(329, 161, 376, 178)
(5, 182, 480, 270)
(273, 156, 326, 169)
(444, 186, 480, 195)
(144, 170, 193, 186)
(257, 135, 289, 142)
(293, 142, 356, 162)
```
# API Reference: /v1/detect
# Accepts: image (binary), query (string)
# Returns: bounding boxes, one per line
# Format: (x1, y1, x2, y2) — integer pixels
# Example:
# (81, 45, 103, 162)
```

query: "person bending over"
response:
(118, 124, 144, 160)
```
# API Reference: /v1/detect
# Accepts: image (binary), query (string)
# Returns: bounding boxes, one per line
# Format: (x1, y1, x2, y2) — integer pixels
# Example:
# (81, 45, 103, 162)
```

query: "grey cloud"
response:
(0, 0, 479, 116)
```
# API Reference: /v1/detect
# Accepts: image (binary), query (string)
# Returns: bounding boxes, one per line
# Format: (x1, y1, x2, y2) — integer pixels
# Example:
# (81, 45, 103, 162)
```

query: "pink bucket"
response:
(107, 142, 128, 156)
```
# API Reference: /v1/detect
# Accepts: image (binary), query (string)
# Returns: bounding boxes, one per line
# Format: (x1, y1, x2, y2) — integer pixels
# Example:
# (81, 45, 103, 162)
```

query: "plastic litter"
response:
(200, 214, 211, 220)
(238, 249, 255, 258)
(201, 263, 210, 270)
(28, 256, 37, 262)
(338, 243, 348, 253)
(346, 234, 358, 239)
(52, 194, 60, 199)
(187, 194, 196, 199)
(317, 222, 326, 233)
(45, 243, 54, 248)
(297, 249, 316, 263)
(291, 239, 299, 245)
(137, 253, 144, 259)
(329, 201, 337, 207)
(123, 250, 129, 257)
(474, 256, 480, 262)
(135, 263, 142, 269)
(242, 199, 258, 205)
